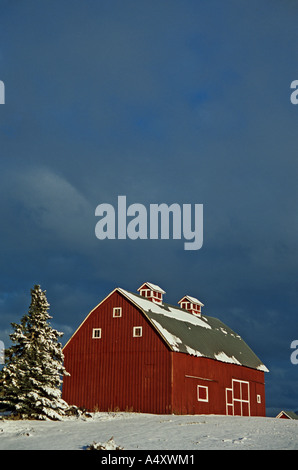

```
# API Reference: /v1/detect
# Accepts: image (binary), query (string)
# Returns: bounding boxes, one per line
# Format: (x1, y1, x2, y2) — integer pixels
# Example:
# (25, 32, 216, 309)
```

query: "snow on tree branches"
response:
(0, 285, 70, 420)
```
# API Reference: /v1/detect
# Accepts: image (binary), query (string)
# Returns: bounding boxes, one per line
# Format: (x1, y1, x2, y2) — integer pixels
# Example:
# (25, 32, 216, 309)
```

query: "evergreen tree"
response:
(0, 285, 70, 420)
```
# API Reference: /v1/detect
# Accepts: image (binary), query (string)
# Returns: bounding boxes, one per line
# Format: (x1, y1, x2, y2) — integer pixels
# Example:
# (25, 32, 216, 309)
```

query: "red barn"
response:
(62, 282, 268, 416)
(276, 411, 298, 420)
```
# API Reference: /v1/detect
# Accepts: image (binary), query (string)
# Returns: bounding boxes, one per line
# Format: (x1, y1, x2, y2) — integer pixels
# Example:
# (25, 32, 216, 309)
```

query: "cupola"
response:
(178, 295, 204, 316)
(137, 282, 165, 304)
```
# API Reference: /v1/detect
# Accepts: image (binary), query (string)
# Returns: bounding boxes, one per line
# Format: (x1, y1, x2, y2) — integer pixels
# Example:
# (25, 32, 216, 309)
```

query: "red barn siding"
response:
(62, 291, 172, 413)
(63, 288, 266, 417)
(172, 353, 266, 416)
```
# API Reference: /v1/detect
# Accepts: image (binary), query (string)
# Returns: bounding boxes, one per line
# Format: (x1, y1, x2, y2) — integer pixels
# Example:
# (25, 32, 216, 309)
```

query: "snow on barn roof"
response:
(178, 295, 204, 307)
(118, 288, 268, 372)
(137, 282, 166, 294)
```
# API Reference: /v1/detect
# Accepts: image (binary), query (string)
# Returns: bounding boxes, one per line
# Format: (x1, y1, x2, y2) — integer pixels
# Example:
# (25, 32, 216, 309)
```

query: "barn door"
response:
(225, 379, 250, 416)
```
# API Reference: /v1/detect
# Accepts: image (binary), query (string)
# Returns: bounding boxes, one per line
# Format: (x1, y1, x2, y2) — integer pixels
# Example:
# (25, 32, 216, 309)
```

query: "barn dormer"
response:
(137, 282, 165, 304)
(178, 295, 204, 316)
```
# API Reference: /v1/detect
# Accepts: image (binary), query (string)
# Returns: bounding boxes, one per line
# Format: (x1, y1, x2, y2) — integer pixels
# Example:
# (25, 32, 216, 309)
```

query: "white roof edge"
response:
(276, 411, 291, 419)
(257, 364, 269, 373)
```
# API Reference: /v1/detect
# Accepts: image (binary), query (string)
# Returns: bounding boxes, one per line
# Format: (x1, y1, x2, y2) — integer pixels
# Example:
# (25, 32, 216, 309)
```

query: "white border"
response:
(197, 385, 208, 402)
(133, 326, 142, 337)
(113, 307, 122, 317)
(92, 328, 101, 339)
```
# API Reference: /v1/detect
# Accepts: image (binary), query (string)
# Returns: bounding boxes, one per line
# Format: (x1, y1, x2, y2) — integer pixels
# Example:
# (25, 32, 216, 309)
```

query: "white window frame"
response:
(257, 394, 261, 404)
(133, 326, 142, 337)
(113, 307, 122, 318)
(92, 328, 101, 339)
(141, 289, 150, 298)
(197, 385, 209, 402)
(225, 387, 233, 415)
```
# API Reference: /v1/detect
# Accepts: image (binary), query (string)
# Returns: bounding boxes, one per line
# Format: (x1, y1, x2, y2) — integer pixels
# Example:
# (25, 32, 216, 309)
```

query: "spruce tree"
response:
(0, 285, 69, 420)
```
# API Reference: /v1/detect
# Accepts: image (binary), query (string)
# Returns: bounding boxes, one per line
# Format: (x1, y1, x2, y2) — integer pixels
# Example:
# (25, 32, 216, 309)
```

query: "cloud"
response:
(0, 166, 95, 255)
(0, 0, 298, 412)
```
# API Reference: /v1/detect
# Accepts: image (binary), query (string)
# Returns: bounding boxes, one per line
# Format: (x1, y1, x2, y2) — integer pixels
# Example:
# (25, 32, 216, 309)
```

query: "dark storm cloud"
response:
(0, 0, 298, 414)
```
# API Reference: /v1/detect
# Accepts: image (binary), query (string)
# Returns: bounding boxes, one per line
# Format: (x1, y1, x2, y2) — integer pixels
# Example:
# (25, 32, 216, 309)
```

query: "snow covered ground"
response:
(0, 412, 297, 450)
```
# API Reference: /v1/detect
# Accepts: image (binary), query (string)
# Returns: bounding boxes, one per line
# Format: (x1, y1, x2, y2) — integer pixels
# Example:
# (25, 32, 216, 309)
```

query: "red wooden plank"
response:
(63, 290, 172, 413)
(63, 289, 266, 417)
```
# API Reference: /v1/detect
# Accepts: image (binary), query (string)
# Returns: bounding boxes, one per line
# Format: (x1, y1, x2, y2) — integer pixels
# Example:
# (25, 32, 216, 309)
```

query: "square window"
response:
(92, 328, 101, 339)
(133, 326, 142, 337)
(113, 307, 122, 318)
(197, 385, 208, 402)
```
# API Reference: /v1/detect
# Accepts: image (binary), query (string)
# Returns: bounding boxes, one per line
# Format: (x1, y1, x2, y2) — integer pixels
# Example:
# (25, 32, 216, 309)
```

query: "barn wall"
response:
(62, 291, 172, 413)
(172, 353, 266, 416)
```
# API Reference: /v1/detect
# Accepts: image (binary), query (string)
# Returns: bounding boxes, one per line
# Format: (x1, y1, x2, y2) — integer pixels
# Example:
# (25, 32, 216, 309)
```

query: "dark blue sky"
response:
(1, 0, 298, 416)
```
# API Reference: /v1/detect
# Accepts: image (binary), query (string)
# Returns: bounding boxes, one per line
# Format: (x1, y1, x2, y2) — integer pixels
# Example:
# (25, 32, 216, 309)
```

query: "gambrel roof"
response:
(118, 288, 268, 372)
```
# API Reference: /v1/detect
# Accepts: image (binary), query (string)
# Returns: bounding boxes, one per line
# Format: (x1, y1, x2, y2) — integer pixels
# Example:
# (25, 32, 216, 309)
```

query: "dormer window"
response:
(140, 289, 150, 298)
(178, 296, 204, 316)
(137, 282, 165, 304)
